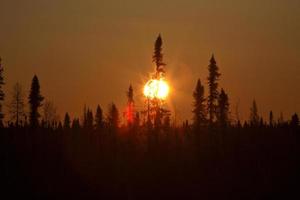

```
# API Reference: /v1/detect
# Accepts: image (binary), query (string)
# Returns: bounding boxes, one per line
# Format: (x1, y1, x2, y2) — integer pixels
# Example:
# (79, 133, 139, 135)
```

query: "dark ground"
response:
(1, 126, 299, 199)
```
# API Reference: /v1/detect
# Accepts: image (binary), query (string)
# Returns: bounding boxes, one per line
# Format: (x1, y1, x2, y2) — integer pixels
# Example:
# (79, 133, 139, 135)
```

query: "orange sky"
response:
(1, 0, 299, 123)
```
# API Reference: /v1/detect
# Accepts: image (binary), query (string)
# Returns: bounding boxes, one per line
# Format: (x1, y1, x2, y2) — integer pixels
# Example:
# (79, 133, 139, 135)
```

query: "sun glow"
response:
(143, 78, 170, 100)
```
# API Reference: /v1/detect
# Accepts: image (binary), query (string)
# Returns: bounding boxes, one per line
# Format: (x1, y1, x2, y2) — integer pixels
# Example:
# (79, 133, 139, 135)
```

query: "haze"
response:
(1, 0, 299, 123)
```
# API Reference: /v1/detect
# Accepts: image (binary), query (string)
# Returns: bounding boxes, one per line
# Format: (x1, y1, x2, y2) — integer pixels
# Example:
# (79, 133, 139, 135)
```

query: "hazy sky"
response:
(1, 0, 299, 123)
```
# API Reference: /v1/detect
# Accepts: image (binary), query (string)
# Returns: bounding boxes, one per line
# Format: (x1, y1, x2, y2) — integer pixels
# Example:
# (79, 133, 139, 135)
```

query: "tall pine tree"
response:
(249, 100, 259, 127)
(95, 105, 103, 130)
(217, 88, 230, 127)
(207, 54, 221, 125)
(126, 84, 134, 126)
(86, 109, 94, 130)
(269, 111, 274, 127)
(63, 112, 71, 129)
(28, 75, 44, 128)
(0, 58, 4, 126)
(290, 113, 299, 127)
(107, 103, 119, 130)
(192, 79, 206, 128)
(153, 34, 166, 75)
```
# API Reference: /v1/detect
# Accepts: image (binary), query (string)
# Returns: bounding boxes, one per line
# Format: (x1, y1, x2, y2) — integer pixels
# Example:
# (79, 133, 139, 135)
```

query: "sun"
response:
(143, 78, 170, 100)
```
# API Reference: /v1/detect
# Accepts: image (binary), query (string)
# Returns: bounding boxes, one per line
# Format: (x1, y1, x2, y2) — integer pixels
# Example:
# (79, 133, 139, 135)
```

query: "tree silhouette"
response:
(28, 75, 44, 128)
(9, 83, 25, 127)
(63, 112, 71, 129)
(0, 58, 4, 126)
(207, 54, 221, 125)
(43, 100, 58, 128)
(83, 104, 88, 128)
(249, 100, 259, 127)
(269, 111, 274, 127)
(72, 118, 80, 129)
(86, 109, 94, 130)
(290, 113, 299, 127)
(259, 117, 265, 127)
(217, 88, 230, 127)
(107, 103, 119, 130)
(95, 105, 104, 130)
(152, 34, 166, 75)
(125, 84, 134, 126)
(82, 105, 94, 129)
(192, 79, 206, 128)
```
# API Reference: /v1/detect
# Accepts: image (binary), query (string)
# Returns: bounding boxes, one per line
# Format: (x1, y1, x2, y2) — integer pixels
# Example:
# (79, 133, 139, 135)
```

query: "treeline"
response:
(0, 36, 299, 199)
(0, 56, 298, 130)
(1, 110, 299, 199)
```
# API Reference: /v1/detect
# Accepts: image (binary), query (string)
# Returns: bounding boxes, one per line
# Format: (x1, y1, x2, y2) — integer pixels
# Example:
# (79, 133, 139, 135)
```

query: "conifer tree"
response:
(86, 109, 94, 130)
(207, 55, 221, 125)
(126, 84, 134, 126)
(107, 103, 119, 130)
(249, 100, 259, 127)
(153, 34, 166, 75)
(0, 58, 4, 126)
(95, 105, 103, 130)
(63, 112, 71, 129)
(83, 104, 87, 128)
(269, 111, 274, 127)
(72, 118, 80, 129)
(217, 88, 230, 127)
(28, 75, 44, 128)
(278, 112, 284, 125)
(192, 79, 206, 128)
(290, 113, 299, 127)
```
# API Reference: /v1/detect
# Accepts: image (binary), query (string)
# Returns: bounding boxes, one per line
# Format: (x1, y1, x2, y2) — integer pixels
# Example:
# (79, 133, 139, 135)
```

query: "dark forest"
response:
(0, 35, 299, 199)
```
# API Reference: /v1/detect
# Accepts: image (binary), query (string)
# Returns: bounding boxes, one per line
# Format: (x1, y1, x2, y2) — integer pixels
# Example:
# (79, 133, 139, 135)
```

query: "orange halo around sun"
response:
(143, 78, 170, 100)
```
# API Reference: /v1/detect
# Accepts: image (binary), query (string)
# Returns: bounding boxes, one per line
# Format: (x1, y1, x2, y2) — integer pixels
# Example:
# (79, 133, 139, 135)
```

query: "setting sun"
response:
(143, 78, 169, 100)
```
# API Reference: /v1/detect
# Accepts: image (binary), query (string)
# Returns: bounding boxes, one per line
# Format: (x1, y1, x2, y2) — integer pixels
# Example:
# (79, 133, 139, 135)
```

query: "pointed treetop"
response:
(33, 74, 38, 81)
(210, 54, 216, 64)
(158, 33, 162, 40)
(127, 84, 134, 103)
(155, 34, 162, 48)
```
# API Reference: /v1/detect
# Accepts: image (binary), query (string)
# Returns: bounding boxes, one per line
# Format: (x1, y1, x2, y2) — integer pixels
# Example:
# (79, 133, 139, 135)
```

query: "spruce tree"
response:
(63, 112, 71, 129)
(95, 105, 103, 130)
(269, 111, 274, 127)
(126, 84, 134, 126)
(86, 109, 94, 130)
(83, 104, 87, 128)
(192, 79, 206, 128)
(72, 118, 80, 129)
(0, 58, 4, 126)
(153, 34, 166, 75)
(278, 112, 284, 126)
(290, 113, 299, 127)
(207, 54, 221, 125)
(249, 100, 259, 127)
(107, 103, 119, 130)
(217, 88, 230, 127)
(28, 75, 44, 128)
